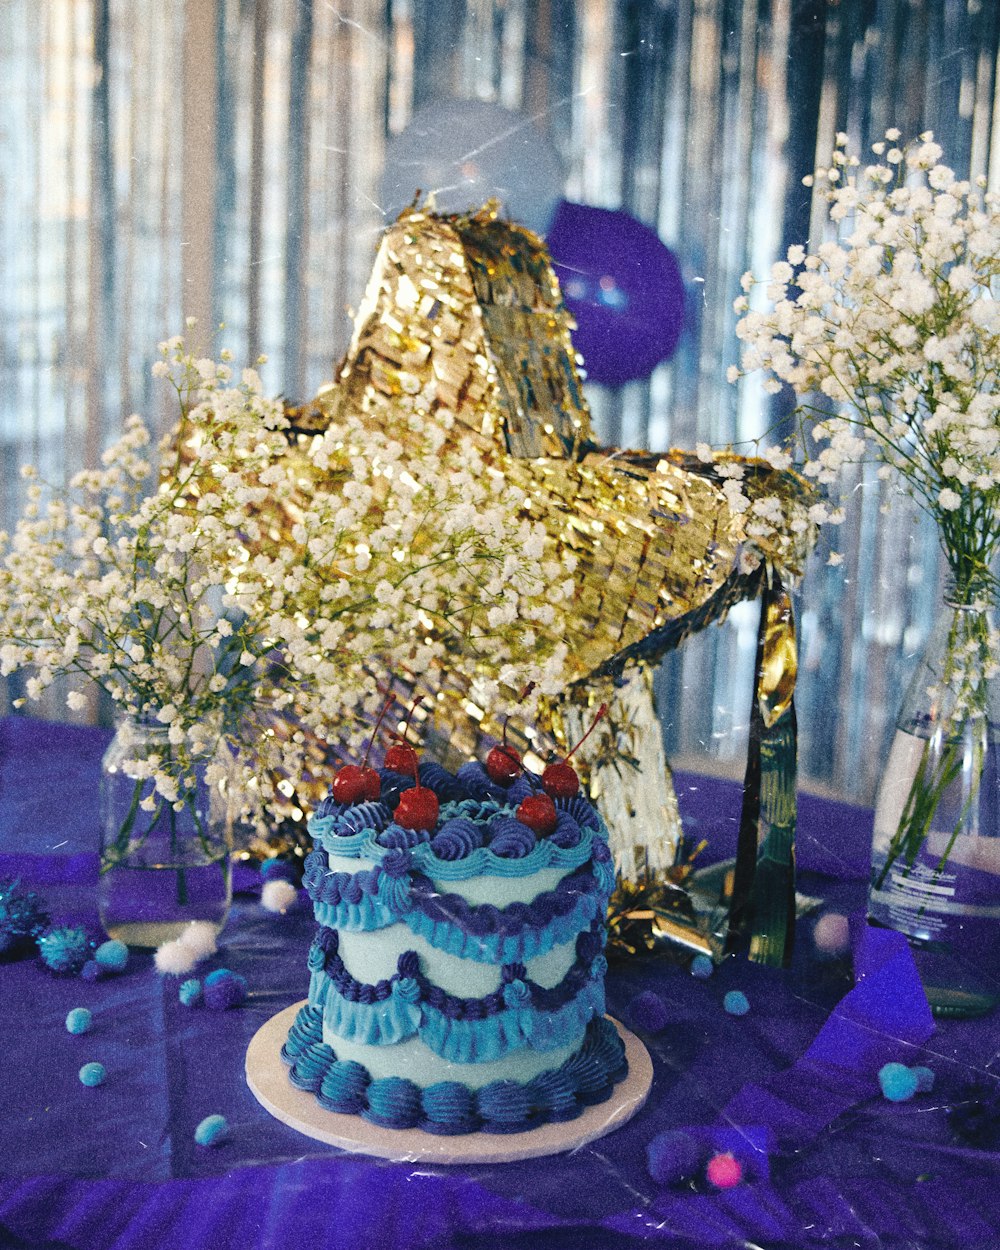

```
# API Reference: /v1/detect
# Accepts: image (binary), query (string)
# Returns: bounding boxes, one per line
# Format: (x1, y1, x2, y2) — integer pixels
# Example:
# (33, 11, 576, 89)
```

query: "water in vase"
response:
(869, 726, 1000, 1017)
(97, 858, 232, 948)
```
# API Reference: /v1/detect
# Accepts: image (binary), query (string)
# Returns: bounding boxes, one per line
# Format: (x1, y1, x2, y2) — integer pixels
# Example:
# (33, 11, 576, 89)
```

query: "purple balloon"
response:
(545, 200, 685, 387)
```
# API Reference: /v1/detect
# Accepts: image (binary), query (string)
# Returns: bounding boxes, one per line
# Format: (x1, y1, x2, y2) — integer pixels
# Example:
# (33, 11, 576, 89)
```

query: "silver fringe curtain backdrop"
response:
(2, 0, 999, 803)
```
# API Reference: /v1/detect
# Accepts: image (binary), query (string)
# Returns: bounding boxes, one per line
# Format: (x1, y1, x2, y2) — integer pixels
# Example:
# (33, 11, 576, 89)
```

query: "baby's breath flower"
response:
(731, 130, 1000, 613)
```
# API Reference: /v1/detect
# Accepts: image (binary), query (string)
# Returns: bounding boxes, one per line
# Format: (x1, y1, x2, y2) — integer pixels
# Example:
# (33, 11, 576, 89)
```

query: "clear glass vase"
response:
(868, 592, 1000, 1017)
(97, 715, 235, 948)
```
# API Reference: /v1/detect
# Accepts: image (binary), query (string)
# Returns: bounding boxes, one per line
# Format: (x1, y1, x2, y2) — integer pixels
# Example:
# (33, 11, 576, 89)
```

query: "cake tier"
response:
(282, 1004, 628, 1134)
(306, 919, 607, 1067)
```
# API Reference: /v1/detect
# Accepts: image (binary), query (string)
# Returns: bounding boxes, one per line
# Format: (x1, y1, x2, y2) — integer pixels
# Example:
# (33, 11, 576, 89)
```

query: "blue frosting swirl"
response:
(378, 768, 415, 811)
(527, 1069, 579, 1121)
(318, 1059, 371, 1113)
(420, 1082, 476, 1134)
(456, 761, 510, 803)
(364, 1076, 422, 1129)
(476, 1080, 535, 1133)
(280, 1003, 324, 1063)
(288, 1041, 335, 1092)
(551, 811, 582, 848)
(487, 816, 536, 858)
(556, 794, 600, 830)
(378, 823, 432, 850)
(506, 774, 539, 805)
(429, 817, 484, 861)
(418, 760, 468, 803)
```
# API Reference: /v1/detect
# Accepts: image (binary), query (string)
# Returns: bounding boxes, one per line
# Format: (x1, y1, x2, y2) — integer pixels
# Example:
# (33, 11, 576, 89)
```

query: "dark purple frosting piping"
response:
(407, 863, 599, 937)
(311, 921, 603, 1020)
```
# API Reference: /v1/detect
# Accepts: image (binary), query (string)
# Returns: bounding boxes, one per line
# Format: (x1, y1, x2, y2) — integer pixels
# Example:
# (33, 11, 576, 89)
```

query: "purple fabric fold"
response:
(722, 915, 935, 1150)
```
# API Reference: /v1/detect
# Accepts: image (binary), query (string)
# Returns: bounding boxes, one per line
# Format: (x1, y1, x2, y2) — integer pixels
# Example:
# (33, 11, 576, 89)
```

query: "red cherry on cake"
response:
(383, 694, 424, 776)
(394, 784, 440, 831)
(331, 688, 395, 805)
(540, 760, 578, 798)
(485, 682, 535, 785)
(332, 763, 381, 804)
(516, 792, 558, 836)
(394, 751, 439, 831)
(384, 741, 419, 774)
(486, 743, 521, 784)
(540, 702, 608, 800)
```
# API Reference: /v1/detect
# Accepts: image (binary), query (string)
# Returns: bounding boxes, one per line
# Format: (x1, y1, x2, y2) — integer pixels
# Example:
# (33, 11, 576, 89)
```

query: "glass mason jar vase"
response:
(868, 591, 1000, 1017)
(97, 714, 235, 948)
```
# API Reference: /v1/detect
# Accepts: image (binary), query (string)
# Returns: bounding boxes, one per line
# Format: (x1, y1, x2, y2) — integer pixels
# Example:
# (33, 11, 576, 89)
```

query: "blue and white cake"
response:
(282, 757, 627, 1135)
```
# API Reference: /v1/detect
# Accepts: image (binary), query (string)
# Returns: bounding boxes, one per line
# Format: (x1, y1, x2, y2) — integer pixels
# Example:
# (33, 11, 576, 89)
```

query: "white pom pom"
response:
(179, 921, 219, 959)
(154, 938, 199, 976)
(262, 879, 298, 914)
(813, 911, 851, 955)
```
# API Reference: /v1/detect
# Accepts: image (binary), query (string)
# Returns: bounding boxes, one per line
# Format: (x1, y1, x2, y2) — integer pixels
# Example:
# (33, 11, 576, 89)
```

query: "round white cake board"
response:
(246, 1001, 653, 1164)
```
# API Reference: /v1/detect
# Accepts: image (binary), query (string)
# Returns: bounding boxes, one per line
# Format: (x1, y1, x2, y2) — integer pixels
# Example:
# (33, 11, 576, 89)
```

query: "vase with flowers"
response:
(0, 330, 572, 945)
(731, 129, 1000, 1013)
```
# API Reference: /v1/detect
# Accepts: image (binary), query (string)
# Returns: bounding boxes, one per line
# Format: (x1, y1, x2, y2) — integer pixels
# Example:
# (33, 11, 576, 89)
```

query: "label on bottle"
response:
(870, 730, 1000, 959)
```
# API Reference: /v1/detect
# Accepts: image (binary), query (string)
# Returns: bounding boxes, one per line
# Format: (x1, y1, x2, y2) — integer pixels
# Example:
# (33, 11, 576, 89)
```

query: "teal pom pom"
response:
(194, 1114, 230, 1146)
(913, 1065, 935, 1093)
(179, 978, 203, 1007)
(203, 968, 248, 1010)
(723, 990, 750, 1016)
(647, 1130, 702, 1185)
(94, 939, 128, 973)
(66, 1008, 93, 1035)
(879, 1062, 918, 1102)
(38, 926, 92, 975)
(690, 954, 714, 979)
(79, 1062, 106, 1087)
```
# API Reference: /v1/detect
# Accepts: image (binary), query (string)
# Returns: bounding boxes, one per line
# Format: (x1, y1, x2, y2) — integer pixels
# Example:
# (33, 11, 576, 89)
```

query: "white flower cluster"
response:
(731, 129, 1000, 598)
(0, 335, 571, 829)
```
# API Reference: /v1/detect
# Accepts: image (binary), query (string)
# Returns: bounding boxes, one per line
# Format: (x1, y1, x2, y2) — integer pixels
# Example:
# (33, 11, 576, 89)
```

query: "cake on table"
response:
(281, 740, 627, 1135)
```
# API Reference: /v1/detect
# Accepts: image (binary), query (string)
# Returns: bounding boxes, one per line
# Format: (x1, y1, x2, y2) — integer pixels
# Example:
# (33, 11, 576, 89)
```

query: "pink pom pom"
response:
(706, 1151, 743, 1189)
(813, 911, 850, 955)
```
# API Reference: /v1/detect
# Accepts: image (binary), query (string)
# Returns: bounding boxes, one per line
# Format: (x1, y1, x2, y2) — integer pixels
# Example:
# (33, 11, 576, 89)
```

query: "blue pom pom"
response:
(194, 1114, 230, 1146)
(690, 954, 714, 979)
(80, 960, 103, 982)
(879, 1062, 919, 1102)
(203, 968, 248, 1010)
(66, 1008, 93, 1035)
(628, 990, 669, 1033)
(913, 1065, 935, 1094)
(179, 978, 203, 1006)
(79, 1062, 106, 1087)
(723, 990, 750, 1017)
(38, 926, 92, 975)
(94, 939, 129, 973)
(647, 1130, 703, 1185)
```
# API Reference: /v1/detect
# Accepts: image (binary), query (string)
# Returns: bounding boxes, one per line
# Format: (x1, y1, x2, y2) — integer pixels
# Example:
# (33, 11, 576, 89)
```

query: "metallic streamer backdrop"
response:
(1, 0, 998, 803)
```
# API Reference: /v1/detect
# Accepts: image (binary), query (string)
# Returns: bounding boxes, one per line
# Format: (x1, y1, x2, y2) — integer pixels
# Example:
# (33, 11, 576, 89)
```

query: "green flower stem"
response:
(169, 805, 189, 908)
(102, 783, 166, 873)
(875, 598, 993, 890)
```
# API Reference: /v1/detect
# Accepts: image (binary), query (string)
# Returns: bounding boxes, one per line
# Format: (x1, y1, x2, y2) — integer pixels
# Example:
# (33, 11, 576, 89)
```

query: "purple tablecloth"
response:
(3, 717, 1000, 1250)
